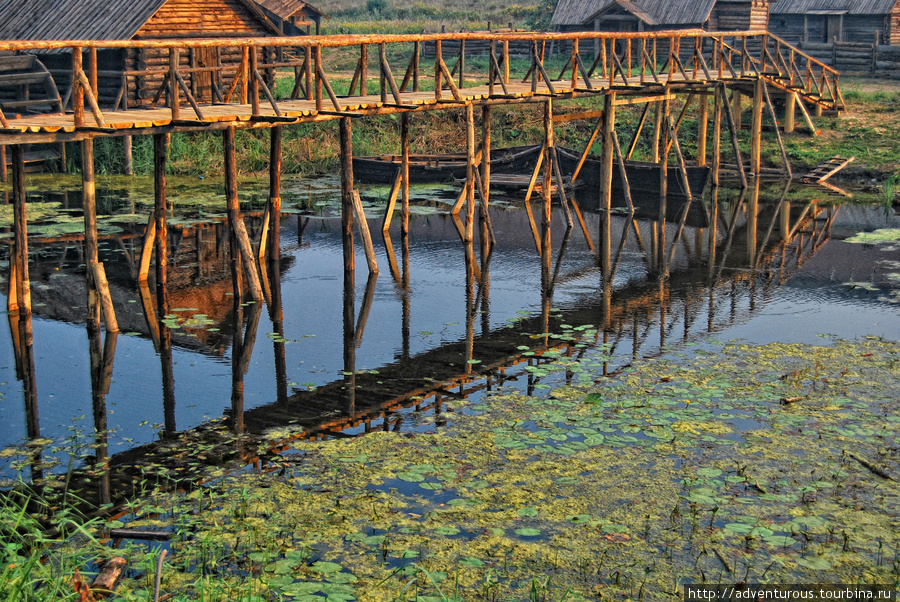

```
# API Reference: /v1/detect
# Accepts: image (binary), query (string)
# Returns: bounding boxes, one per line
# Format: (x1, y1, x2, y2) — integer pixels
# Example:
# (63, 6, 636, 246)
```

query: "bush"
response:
(366, 0, 389, 14)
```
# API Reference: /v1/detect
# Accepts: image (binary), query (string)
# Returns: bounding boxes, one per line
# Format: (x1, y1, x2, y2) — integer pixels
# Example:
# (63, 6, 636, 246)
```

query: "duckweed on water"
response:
(11, 337, 900, 600)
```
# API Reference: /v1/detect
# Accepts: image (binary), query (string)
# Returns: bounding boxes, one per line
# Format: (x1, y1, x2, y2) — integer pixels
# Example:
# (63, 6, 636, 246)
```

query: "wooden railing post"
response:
(571, 38, 579, 89)
(250, 46, 260, 115)
(379, 43, 387, 103)
(304, 45, 313, 100)
(413, 41, 420, 91)
(434, 39, 442, 100)
(314, 45, 323, 110)
(240, 46, 249, 105)
(360, 44, 368, 96)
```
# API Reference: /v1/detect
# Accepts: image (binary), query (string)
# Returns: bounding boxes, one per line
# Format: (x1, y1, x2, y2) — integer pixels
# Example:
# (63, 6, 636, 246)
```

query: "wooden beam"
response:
(11, 145, 29, 314)
(552, 109, 604, 123)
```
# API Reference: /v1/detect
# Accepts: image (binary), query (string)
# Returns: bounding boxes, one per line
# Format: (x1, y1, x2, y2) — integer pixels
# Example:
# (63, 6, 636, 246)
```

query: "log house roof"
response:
(770, 0, 899, 15)
(552, 0, 720, 27)
(0, 0, 281, 41)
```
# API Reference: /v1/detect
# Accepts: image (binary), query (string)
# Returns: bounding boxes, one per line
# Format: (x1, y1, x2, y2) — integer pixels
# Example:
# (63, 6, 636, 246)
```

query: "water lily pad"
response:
(516, 506, 538, 517)
(514, 528, 542, 537)
(764, 535, 797, 547)
(459, 557, 485, 567)
(566, 514, 592, 524)
(795, 556, 832, 570)
(434, 526, 461, 535)
(396, 472, 426, 482)
(310, 561, 343, 574)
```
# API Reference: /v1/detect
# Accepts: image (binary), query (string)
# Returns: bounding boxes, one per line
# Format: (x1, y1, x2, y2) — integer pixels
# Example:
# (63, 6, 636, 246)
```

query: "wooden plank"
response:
(552, 109, 604, 123)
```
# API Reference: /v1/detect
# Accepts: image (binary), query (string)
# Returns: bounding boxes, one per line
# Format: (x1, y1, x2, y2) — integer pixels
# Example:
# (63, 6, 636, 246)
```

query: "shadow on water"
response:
(1, 174, 900, 515)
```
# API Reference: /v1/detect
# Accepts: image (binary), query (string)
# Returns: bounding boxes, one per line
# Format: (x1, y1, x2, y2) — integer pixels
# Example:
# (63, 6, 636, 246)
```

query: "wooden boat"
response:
(554, 146, 710, 201)
(352, 144, 542, 184)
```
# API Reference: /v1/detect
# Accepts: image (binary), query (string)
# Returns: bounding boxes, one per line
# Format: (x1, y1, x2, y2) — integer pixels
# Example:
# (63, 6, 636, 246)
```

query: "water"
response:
(1, 174, 898, 502)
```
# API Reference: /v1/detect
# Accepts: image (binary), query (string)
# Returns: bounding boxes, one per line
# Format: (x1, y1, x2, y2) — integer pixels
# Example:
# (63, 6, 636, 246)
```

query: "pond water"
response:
(0, 173, 899, 503)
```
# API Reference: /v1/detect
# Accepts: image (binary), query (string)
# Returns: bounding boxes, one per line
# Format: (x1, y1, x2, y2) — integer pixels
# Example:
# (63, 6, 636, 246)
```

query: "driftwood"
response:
(91, 556, 127, 597)
(845, 451, 895, 481)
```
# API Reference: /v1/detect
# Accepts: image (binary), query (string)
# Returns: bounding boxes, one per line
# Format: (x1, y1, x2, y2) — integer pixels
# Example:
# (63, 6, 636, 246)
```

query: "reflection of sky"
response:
(1, 184, 899, 481)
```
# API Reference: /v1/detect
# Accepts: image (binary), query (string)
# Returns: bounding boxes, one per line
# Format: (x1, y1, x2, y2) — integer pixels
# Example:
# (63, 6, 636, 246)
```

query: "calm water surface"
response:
(1, 174, 898, 491)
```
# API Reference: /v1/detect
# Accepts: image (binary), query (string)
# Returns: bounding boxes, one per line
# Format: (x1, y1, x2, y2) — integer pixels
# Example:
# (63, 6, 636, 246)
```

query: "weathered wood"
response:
(750, 78, 764, 175)
(352, 190, 378, 274)
(265, 125, 282, 259)
(784, 90, 796, 133)
(123, 136, 133, 175)
(339, 117, 354, 276)
(153, 134, 168, 298)
(91, 262, 119, 333)
(11, 145, 29, 314)
(223, 127, 264, 302)
(697, 93, 708, 167)
(400, 112, 410, 238)
(465, 102, 475, 242)
(91, 556, 127, 597)
(599, 92, 615, 279)
(82, 138, 100, 327)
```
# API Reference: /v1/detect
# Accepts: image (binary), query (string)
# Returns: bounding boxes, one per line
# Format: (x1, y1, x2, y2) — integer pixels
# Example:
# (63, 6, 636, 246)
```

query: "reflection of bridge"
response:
(6, 178, 839, 510)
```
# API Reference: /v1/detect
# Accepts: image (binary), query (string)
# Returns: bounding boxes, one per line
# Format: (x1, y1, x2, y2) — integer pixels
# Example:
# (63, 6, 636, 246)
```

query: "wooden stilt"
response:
(481, 104, 491, 220)
(784, 91, 796, 134)
(82, 138, 101, 328)
(11, 145, 29, 314)
(712, 85, 723, 189)
(123, 136, 133, 176)
(0, 145, 6, 183)
(465, 103, 476, 242)
(91, 263, 119, 333)
(720, 86, 747, 188)
(381, 169, 402, 232)
(340, 117, 355, 279)
(352, 191, 378, 274)
(651, 100, 663, 163)
(697, 93, 708, 167)
(750, 78, 764, 176)
(731, 89, 741, 130)
(400, 112, 410, 239)
(762, 83, 792, 178)
(153, 134, 169, 302)
(223, 127, 264, 302)
(261, 125, 282, 259)
(599, 92, 616, 282)
(796, 96, 818, 135)
(657, 98, 669, 271)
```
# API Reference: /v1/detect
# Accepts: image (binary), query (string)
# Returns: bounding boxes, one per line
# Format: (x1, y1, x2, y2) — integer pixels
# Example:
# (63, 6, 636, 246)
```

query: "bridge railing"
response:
(0, 29, 840, 129)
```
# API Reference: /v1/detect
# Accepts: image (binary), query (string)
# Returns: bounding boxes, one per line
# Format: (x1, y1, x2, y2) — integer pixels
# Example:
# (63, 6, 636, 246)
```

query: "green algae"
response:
(97, 337, 900, 599)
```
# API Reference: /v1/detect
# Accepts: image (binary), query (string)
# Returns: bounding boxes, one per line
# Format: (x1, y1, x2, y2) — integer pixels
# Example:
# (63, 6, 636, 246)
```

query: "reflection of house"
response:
(769, 1, 900, 45)
(254, 0, 326, 35)
(0, 0, 283, 109)
(551, 0, 775, 33)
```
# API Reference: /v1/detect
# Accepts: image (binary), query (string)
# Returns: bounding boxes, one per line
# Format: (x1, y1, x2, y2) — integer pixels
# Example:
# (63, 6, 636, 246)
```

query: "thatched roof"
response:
(0, 0, 279, 40)
(771, 0, 899, 15)
(552, 0, 719, 27)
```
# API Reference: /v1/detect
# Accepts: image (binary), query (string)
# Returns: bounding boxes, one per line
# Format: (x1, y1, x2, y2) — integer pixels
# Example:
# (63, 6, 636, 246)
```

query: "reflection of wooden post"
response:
(712, 86, 722, 189)
(223, 127, 264, 301)
(11, 145, 30, 314)
(464, 240, 476, 376)
(747, 180, 760, 265)
(342, 239, 356, 416)
(91, 263, 119, 333)
(268, 244, 288, 404)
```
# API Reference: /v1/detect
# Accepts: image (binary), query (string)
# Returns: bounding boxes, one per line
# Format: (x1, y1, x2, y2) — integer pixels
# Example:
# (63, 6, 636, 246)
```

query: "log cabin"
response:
(551, 0, 775, 34)
(254, 0, 326, 36)
(768, 0, 900, 45)
(0, 0, 285, 109)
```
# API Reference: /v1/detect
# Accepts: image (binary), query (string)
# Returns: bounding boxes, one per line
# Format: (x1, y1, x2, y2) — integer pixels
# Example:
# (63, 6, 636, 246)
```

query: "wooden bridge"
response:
(0, 29, 844, 333)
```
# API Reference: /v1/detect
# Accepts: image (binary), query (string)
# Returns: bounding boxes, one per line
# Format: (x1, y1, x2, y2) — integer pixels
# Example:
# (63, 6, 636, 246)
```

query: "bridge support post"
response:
(784, 92, 796, 134)
(82, 139, 117, 332)
(599, 92, 615, 284)
(152, 133, 168, 300)
(750, 78, 764, 176)
(465, 103, 476, 242)
(481, 105, 491, 217)
(260, 125, 282, 261)
(400, 112, 410, 240)
(339, 117, 355, 280)
(697, 93, 708, 167)
(10, 145, 29, 315)
(731, 89, 741, 130)
(223, 127, 264, 302)
(712, 86, 722, 189)
(123, 137, 133, 176)
(657, 97, 670, 273)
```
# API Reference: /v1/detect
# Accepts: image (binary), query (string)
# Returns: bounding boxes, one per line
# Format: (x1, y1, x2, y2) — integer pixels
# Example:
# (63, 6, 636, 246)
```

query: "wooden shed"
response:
(254, 0, 326, 36)
(769, 0, 900, 45)
(551, 0, 774, 33)
(0, 0, 284, 109)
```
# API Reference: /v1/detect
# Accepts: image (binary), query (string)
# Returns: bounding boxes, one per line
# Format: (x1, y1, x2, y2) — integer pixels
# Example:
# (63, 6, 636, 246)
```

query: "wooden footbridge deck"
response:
(0, 29, 844, 333)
